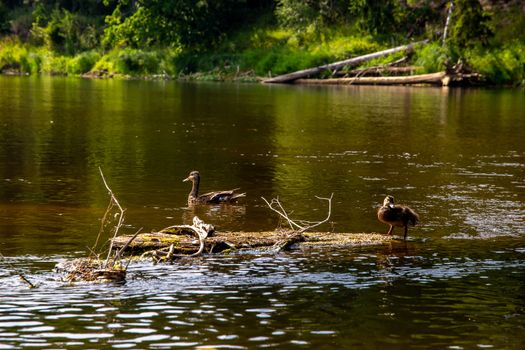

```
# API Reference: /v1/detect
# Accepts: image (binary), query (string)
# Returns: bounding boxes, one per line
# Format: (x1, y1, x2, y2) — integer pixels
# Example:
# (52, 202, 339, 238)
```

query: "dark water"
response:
(0, 76, 524, 349)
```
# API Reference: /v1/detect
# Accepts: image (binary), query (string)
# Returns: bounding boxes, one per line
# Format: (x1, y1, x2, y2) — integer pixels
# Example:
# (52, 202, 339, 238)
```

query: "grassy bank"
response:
(1, 27, 525, 86)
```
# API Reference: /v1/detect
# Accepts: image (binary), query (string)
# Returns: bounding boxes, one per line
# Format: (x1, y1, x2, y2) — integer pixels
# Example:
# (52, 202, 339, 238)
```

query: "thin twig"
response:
(262, 197, 302, 231)
(98, 167, 125, 268)
(115, 227, 143, 262)
(0, 251, 36, 289)
(262, 193, 334, 234)
(91, 199, 114, 256)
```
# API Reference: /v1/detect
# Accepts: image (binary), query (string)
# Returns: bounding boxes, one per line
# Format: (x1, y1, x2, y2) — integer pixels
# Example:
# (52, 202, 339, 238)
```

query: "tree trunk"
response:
(263, 40, 429, 84)
(442, 1, 455, 46)
(294, 72, 447, 86)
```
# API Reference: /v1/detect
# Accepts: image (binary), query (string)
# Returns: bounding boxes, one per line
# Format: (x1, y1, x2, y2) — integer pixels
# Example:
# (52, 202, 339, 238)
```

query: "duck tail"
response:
(408, 208, 419, 226)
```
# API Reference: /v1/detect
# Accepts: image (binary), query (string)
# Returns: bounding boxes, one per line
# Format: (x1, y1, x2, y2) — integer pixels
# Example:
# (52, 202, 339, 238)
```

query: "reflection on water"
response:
(0, 77, 524, 349)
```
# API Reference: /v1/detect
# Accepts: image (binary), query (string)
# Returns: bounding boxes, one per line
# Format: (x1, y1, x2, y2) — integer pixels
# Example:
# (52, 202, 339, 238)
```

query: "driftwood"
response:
(55, 168, 139, 283)
(0, 251, 36, 288)
(262, 194, 333, 234)
(263, 40, 428, 84)
(138, 216, 214, 261)
(337, 66, 419, 78)
(54, 258, 126, 283)
(294, 72, 482, 86)
(112, 229, 307, 256)
(295, 72, 448, 86)
(111, 230, 394, 257)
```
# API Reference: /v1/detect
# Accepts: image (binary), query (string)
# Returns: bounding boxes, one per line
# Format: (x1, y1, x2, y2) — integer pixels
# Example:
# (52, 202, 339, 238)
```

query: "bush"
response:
(67, 51, 101, 74)
(465, 43, 525, 85)
(0, 40, 42, 74)
(93, 49, 162, 76)
(40, 54, 68, 75)
(413, 42, 448, 73)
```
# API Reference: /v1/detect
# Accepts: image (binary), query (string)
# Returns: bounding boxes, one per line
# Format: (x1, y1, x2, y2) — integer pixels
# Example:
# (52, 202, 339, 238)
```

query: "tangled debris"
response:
(55, 168, 137, 283)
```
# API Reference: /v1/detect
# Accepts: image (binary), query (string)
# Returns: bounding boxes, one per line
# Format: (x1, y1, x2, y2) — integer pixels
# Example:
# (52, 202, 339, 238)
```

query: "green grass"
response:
(0, 40, 42, 74)
(2, 24, 524, 85)
(413, 42, 448, 74)
(67, 50, 101, 74)
(464, 42, 525, 85)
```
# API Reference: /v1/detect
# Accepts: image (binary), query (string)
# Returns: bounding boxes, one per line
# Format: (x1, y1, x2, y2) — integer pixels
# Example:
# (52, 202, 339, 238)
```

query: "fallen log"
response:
(295, 72, 484, 86)
(263, 40, 428, 84)
(337, 66, 420, 77)
(111, 230, 395, 259)
(295, 72, 447, 86)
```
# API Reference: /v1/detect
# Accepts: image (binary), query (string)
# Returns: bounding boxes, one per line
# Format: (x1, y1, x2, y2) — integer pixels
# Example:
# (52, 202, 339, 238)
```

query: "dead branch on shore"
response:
(263, 41, 428, 83)
(334, 57, 415, 78)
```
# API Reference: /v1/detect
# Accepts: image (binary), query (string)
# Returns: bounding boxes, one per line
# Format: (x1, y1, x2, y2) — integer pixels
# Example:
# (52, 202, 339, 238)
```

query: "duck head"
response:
(183, 170, 200, 183)
(383, 195, 395, 208)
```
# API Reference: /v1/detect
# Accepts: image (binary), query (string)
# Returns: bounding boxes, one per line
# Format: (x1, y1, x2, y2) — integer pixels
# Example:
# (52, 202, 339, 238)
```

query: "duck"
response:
(377, 195, 419, 240)
(183, 170, 246, 205)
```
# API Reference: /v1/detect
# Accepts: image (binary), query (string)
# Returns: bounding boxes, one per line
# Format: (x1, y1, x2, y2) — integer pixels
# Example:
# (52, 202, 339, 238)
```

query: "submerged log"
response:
(111, 230, 395, 258)
(263, 40, 428, 84)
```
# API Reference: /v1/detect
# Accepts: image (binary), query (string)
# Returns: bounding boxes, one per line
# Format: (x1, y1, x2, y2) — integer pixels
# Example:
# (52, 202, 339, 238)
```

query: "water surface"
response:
(0, 77, 524, 349)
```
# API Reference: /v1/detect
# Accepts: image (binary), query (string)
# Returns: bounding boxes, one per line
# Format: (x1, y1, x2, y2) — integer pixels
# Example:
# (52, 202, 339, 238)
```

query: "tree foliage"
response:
(449, 0, 493, 48)
(103, 0, 272, 49)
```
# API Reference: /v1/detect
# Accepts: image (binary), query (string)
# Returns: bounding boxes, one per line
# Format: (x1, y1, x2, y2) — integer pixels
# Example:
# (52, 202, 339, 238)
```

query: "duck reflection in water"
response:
(183, 170, 246, 206)
(377, 195, 419, 240)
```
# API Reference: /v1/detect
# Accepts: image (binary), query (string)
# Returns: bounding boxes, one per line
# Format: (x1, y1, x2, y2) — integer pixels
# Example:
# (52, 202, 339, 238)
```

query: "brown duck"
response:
(183, 170, 246, 205)
(377, 195, 419, 240)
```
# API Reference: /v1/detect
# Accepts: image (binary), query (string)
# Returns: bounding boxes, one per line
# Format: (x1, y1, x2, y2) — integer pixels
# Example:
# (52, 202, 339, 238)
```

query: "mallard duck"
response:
(183, 170, 246, 205)
(377, 195, 419, 240)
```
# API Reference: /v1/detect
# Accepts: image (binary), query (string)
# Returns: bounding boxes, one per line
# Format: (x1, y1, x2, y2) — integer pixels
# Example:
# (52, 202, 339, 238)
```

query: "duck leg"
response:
(403, 225, 408, 240)
(387, 225, 394, 235)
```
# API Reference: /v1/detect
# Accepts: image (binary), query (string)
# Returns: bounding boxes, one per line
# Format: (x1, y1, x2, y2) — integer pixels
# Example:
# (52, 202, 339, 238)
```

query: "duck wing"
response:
(199, 188, 246, 204)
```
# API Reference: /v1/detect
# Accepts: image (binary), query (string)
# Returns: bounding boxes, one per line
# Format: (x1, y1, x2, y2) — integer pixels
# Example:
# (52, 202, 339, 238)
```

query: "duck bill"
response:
(183, 177, 190, 182)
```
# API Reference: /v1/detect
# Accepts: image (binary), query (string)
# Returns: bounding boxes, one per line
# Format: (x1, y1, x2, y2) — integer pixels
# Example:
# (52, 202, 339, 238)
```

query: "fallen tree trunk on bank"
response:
(338, 66, 420, 77)
(294, 72, 483, 86)
(263, 40, 428, 84)
(295, 72, 447, 85)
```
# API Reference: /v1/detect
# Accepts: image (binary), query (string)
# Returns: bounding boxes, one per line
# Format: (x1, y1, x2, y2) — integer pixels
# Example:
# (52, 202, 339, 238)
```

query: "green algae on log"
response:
(111, 230, 395, 257)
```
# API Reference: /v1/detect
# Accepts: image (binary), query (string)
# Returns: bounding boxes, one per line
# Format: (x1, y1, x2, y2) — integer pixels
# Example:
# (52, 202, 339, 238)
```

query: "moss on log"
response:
(111, 230, 395, 257)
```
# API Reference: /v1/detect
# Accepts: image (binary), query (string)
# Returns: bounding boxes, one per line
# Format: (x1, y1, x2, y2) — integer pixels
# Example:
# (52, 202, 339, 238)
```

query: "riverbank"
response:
(1, 33, 524, 86)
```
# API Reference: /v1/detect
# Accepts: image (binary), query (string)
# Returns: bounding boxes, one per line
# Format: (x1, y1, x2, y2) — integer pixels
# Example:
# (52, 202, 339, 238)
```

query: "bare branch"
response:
(114, 227, 143, 262)
(262, 193, 334, 234)
(98, 167, 125, 268)
(139, 216, 212, 261)
(261, 197, 302, 231)
(0, 252, 36, 289)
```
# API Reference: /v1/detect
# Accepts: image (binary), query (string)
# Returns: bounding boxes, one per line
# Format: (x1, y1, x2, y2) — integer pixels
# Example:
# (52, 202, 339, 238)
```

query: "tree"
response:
(103, 0, 271, 49)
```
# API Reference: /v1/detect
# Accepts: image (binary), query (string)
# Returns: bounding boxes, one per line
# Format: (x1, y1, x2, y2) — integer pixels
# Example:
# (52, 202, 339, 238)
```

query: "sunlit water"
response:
(0, 77, 524, 349)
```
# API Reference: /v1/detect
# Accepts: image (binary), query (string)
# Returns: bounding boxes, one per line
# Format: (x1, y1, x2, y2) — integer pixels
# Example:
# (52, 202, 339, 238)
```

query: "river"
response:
(0, 76, 524, 349)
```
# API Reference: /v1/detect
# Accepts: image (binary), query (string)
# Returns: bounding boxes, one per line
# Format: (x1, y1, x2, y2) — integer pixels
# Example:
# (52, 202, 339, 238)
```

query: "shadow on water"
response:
(0, 77, 524, 348)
